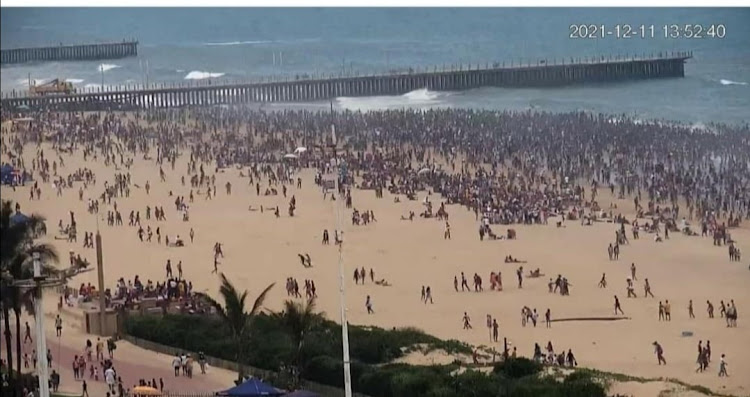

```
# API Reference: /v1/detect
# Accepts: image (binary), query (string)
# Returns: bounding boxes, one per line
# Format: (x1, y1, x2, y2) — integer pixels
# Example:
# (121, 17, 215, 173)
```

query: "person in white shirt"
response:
(172, 354, 181, 376)
(104, 367, 116, 392)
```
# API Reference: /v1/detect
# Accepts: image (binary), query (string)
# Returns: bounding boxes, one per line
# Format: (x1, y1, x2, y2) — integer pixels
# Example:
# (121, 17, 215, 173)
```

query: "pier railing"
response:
(0, 51, 692, 111)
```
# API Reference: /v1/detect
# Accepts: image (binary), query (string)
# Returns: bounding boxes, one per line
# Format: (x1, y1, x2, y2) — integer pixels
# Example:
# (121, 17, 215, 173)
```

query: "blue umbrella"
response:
(217, 378, 284, 397)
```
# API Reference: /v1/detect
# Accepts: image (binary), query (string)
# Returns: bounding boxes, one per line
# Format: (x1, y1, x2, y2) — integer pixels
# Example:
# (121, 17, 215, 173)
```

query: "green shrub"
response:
(493, 357, 542, 379)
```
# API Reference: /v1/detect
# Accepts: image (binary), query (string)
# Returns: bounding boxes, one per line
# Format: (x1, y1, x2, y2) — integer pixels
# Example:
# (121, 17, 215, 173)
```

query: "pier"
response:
(1, 40, 138, 65)
(0, 51, 691, 112)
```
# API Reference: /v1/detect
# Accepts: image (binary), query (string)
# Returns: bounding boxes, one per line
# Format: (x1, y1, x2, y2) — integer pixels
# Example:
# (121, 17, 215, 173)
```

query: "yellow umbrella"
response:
(132, 386, 161, 396)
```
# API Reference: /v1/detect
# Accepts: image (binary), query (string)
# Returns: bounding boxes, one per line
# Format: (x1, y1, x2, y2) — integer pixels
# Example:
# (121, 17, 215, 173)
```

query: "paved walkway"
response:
(3, 306, 236, 396)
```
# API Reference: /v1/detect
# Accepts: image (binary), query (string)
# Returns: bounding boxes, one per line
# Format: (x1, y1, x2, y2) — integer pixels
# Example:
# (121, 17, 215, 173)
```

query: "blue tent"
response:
(217, 378, 284, 397)
(1, 164, 14, 184)
(9, 211, 30, 227)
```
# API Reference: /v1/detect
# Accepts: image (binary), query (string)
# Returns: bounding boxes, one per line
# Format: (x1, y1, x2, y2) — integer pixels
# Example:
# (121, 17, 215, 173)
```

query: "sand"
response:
(2, 121, 749, 397)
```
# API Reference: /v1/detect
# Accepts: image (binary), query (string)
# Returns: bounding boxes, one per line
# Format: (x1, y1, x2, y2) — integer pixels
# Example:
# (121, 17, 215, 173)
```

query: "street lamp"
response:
(8, 252, 91, 397)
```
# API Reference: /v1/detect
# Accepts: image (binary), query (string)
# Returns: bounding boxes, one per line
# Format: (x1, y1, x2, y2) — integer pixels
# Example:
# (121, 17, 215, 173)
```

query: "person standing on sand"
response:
(190, 228, 194, 243)
(366, 295, 374, 314)
(454, 276, 459, 292)
(425, 286, 433, 304)
(545, 308, 551, 328)
(212, 256, 220, 274)
(689, 300, 695, 319)
(630, 263, 637, 280)
(707, 300, 715, 318)
(653, 341, 666, 365)
(55, 314, 63, 337)
(614, 296, 624, 315)
(444, 221, 451, 240)
(492, 319, 499, 342)
(664, 300, 672, 321)
(516, 266, 523, 289)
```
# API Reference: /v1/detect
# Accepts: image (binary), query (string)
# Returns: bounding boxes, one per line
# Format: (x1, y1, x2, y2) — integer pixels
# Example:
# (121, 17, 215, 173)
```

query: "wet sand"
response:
(3, 127, 749, 396)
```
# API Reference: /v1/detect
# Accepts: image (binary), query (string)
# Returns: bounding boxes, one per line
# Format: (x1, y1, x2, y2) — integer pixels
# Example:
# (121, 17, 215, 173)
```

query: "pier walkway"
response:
(1, 40, 138, 65)
(0, 51, 691, 112)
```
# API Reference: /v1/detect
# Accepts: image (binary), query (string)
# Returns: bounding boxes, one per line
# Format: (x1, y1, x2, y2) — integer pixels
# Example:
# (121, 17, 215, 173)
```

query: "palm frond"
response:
(249, 282, 275, 316)
(193, 291, 228, 322)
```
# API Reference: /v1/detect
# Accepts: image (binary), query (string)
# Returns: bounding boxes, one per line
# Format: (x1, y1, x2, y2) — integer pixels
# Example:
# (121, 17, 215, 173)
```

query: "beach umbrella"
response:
(132, 386, 161, 396)
(217, 378, 284, 396)
(283, 154, 299, 159)
(294, 146, 307, 153)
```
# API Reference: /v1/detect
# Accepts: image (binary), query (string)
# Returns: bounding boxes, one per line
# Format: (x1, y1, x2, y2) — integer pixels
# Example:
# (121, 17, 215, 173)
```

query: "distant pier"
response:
(0, 51, 691, 112)
(1, 40, 138, 65)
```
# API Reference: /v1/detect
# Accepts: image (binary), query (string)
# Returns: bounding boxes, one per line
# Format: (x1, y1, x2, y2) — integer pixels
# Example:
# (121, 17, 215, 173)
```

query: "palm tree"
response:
(196, 273, 274, 381)
(1, 200, 60, 392)
(276, 298, 323, 387)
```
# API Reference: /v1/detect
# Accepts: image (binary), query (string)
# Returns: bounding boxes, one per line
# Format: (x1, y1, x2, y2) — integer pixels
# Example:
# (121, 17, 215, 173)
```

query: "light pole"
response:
(7, 252, 92, 397)
(32, 252, 51, 397)
(332, 130, 353, 397)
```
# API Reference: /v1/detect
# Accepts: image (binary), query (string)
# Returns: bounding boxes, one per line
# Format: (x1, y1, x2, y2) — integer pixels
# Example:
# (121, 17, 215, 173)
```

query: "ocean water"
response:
(1, 8, 749, 124)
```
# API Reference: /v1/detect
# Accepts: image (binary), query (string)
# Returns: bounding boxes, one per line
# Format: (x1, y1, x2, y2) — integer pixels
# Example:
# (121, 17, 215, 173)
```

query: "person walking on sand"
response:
(598, 273, 607, 288)
(366, 295, 374, 314)
(463, 312, 472, 329)
(644, 278, 654, 298)
(444, 221, 451, 240)
(425, 286, 433, 304)
(614, 295, 624, 315)
(718, 354, 729, 377)
(664, 300, 672, 321)
(172, 354, 181, 376)
(24, 322, 32, 343)
(689, 300, 695, 319)
(653, 341, 666, 365)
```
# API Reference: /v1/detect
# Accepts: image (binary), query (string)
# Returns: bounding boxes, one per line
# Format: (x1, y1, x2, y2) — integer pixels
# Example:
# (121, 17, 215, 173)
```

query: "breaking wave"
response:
(184, 71, 226, 80)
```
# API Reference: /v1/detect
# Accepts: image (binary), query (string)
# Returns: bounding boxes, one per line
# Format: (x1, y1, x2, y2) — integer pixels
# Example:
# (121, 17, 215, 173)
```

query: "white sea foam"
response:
(337, 88, 446, 111)
(204, 40, 272, 46)
(98, 64, 121, 73)
(719, 79, 747, 86)
(184, 71, 225, 80)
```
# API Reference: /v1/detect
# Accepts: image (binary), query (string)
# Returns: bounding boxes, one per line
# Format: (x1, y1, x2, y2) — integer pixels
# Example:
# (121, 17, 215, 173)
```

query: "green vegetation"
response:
(124, 272, 607, 396)
(125, 310, 607, 396)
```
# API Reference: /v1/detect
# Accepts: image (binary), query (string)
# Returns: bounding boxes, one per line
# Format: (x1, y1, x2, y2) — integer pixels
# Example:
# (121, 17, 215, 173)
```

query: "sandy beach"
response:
(1, 113, 748, 397)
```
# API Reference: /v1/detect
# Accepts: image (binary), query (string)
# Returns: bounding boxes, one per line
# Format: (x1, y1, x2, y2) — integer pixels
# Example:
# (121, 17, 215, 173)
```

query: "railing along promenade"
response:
(0, 51, 692, 112)
(1, 40, 138, 64)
